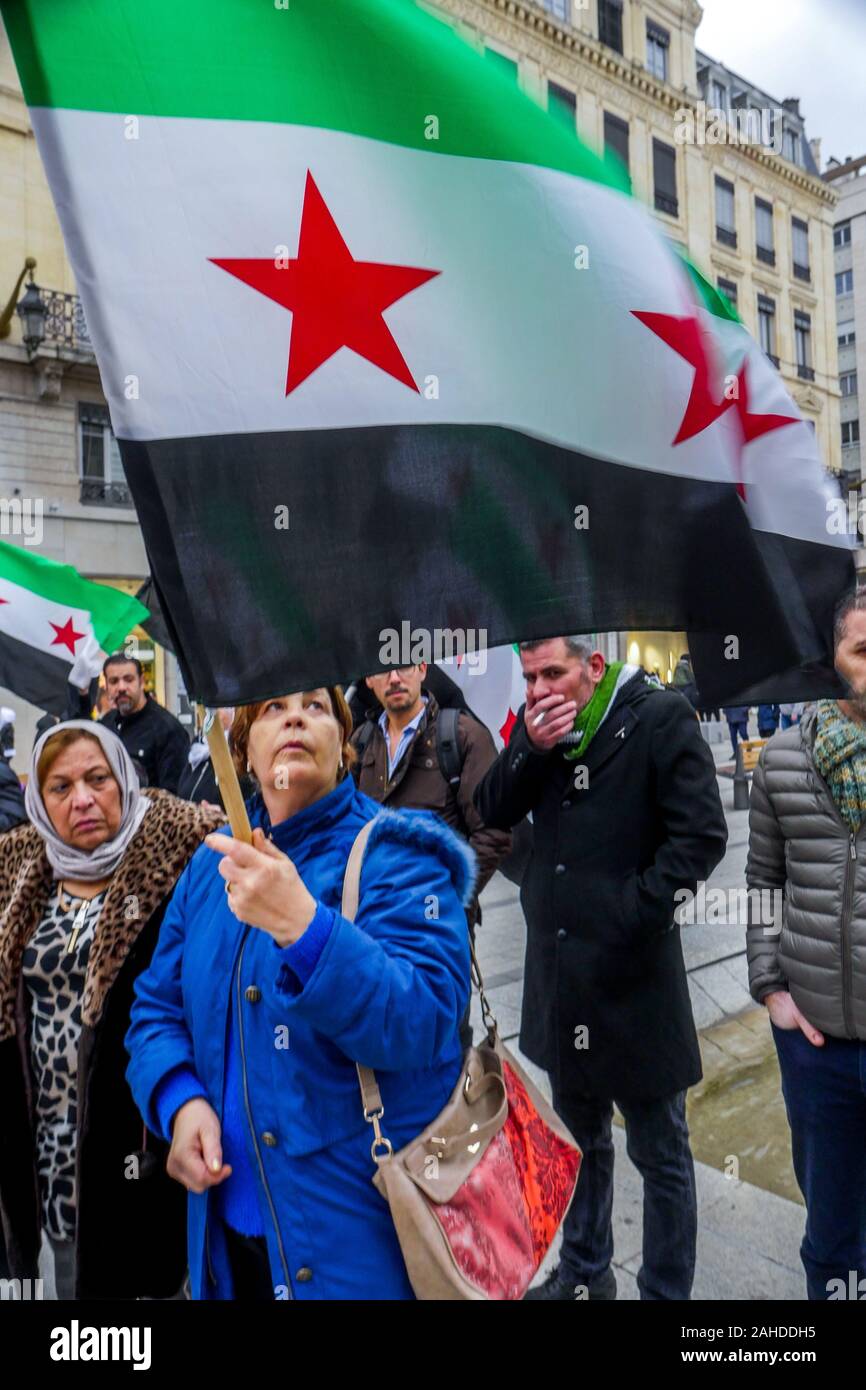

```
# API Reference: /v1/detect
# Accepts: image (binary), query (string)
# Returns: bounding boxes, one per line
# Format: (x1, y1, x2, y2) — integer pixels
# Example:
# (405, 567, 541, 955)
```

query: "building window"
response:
(842, 420, 861, 447)
(485, 48, 518, 83)
(714, 177, 737, 248)
(78, 403, 131, 506)
(717, 277, 738, 309)
(603, 111, 629, 171)
(548, 81, 576, 131)
(755, 198, 775, 266)
(758, 294, 777, 365)
(837, 269, 854, 295)
(791, 217, 810, 282)
(841, 371, 859, 397)
(653, 138, 678, 217)
(835, 221, 852, 248)
(838, 324, 856, 348)
(783, 129, 800, 164)
(711, 79, 727, 110)
(794, 310, 813, 380)
(541, 0, 570, 20)
(646, 21, 669, 81)
(598, 0, 623, 55)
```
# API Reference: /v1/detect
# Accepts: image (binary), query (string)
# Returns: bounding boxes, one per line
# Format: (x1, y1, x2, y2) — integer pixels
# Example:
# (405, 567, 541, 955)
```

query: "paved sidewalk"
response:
(471, 722, 807, 1300)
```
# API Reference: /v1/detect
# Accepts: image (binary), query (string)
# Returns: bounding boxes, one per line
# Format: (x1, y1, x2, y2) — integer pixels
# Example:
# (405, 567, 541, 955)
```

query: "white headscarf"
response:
(25, 720, 150, 881)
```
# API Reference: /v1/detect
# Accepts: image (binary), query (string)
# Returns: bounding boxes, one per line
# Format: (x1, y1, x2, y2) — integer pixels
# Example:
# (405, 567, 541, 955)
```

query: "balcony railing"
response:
(797, 364, 815, 382)
(793, 263, 811, 283)
(43, 290, 93, 352)
(716, 225, 737, 249)
(766, 352, 781, 370)
(79, 477, 133, 507)
(655, 191, 679, 217)
(756, 245, 776, 267)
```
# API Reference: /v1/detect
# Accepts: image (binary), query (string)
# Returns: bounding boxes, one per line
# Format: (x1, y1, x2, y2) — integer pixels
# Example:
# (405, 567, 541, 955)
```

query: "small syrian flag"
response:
(0, 540, 149, 714)
(2, 0, 853, 705)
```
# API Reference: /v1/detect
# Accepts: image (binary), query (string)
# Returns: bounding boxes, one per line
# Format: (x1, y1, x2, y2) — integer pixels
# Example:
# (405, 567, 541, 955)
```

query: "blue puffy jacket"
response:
(125, 774, 474, 1299)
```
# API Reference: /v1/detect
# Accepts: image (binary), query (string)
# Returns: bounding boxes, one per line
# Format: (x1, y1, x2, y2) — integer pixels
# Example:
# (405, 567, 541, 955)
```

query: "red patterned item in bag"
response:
(428, 1058, 582, 1299)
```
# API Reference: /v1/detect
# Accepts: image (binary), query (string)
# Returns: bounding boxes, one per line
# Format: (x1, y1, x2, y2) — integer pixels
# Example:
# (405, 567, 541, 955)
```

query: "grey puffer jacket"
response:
(746, 704, 866, 1040)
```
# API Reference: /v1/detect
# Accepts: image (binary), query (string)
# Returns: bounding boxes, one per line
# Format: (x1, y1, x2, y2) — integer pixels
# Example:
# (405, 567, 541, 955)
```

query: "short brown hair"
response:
(230, 687, 356, 782)
(37, 729, 106, 790)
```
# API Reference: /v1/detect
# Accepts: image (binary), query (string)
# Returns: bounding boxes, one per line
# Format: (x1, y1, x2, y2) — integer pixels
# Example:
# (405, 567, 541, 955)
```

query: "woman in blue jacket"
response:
(125, 685, 474, 1300)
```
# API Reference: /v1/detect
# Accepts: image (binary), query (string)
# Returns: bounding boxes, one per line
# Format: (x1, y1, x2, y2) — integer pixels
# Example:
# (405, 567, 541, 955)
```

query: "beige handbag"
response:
(342, 819, 582, 1301)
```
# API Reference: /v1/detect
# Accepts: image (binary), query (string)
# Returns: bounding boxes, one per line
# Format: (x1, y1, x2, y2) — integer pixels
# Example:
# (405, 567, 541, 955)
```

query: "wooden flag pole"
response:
(198, 706, 253, 844)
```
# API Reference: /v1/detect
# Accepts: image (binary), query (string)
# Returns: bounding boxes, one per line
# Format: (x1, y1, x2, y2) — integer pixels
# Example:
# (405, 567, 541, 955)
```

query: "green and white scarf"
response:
(813, 699, 866, 833)
(561, 661, 635, 762)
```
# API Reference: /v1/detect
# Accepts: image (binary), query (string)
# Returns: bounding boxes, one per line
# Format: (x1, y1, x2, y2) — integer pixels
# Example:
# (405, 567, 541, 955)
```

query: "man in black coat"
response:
(475, 636, 727, 1301)
(100, 653, 189, 794)
(0, 758, 26, 834)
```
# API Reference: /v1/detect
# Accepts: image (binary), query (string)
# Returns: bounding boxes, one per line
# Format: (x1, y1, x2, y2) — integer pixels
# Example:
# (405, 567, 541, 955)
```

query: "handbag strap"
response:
(341, 817, 499, 1163)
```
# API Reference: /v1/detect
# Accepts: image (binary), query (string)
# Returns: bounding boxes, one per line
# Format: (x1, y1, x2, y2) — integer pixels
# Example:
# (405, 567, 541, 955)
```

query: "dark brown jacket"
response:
(0, 789, 222, 1298)
(350, 693, 511, 916)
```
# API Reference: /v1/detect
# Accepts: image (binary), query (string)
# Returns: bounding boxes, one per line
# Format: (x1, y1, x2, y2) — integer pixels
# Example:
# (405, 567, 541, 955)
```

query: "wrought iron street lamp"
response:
(0, 256, 45, 350)
(16, 276, 47, 353)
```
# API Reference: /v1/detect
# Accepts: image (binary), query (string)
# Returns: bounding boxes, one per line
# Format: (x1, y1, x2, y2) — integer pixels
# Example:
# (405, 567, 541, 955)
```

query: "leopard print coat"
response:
(0, 789, 223, 1042)
(0, 788, 223, 1296)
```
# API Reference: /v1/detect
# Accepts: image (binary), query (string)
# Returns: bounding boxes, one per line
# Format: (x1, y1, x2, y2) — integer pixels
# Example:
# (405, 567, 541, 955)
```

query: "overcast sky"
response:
(695, 0, 866, 167)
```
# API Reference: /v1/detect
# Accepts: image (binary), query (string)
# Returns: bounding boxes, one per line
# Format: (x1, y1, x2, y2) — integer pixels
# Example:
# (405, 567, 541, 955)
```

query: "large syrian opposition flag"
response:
(2, 0, 854, 705)
(0, 540, 149, 713)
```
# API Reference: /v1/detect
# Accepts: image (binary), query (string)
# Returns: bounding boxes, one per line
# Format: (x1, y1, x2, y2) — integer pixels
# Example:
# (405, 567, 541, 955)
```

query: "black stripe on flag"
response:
(122, 423, 852, 706)
(0, 628, 74, 716)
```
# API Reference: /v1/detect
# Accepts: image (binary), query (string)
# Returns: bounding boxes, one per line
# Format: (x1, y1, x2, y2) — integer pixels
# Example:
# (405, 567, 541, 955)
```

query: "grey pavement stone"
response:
(681, 922, 746, 970)
(688, 976, 726, 1030)
(721, 953, 751, 994)
(701, 1185, 805, 1274)
(690, 961, 754, 1016)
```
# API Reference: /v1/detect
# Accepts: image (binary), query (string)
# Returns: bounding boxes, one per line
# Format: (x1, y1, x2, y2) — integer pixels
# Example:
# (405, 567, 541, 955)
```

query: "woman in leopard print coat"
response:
(0, 720, 222, 1299)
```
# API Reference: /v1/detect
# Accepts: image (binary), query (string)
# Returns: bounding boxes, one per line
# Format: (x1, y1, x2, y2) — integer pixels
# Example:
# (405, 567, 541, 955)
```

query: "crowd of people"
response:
(0, 605, 864, 1302)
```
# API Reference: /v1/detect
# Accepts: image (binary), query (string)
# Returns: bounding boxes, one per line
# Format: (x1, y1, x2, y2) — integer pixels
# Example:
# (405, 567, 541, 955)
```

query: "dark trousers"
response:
(224, 1225, 274, 1302)
(550, 1080, 697, 1300)
(727, 720, 748, 758)
(772, 1023, 866, 1301)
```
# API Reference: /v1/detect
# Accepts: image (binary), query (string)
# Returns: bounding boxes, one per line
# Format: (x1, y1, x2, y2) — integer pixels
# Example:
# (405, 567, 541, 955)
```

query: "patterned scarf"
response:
(812, 700, 866, 833)
(561, 661, 625, 762)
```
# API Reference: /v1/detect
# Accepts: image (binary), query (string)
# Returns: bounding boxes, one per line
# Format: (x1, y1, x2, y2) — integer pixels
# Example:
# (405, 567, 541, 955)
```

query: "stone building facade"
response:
(825, 155, 866, 564)
(1, 17, 180, 752)
(426, 0, 841, 675)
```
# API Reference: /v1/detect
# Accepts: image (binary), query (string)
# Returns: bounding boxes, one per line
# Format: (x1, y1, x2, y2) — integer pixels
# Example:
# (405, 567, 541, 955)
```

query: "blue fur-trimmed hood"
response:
(363, 806, 477, 909)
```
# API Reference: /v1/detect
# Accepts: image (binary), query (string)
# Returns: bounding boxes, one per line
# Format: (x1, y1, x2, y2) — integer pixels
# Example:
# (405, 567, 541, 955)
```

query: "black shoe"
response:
(524, 1265, 617, 1301)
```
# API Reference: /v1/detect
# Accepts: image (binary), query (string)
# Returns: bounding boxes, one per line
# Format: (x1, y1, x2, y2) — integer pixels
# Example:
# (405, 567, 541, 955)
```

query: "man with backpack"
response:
(350, 662, 511, 1045)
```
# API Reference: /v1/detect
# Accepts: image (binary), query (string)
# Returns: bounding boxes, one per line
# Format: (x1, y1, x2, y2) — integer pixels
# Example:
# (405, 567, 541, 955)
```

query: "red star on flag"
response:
(728, 363, 800, 499)
(49, 616, 86, 655)
(211, 172, 440, 395)
(632, 309, 799, 499)
(631, 311, 723, 445)
(500, 707, 518, 746)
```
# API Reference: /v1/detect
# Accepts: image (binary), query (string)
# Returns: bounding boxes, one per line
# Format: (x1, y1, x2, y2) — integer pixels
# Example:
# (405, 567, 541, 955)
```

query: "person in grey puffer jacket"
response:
(746, 588, 866, 1302)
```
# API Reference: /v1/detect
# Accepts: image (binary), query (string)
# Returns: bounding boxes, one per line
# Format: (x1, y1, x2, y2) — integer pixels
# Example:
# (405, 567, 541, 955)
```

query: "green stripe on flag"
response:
(0, 539, 149, 651)
(680, 255, 743, 325)
(1, 0, 630, 192)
